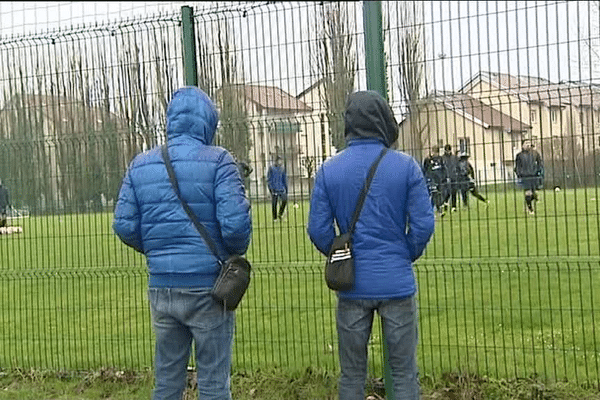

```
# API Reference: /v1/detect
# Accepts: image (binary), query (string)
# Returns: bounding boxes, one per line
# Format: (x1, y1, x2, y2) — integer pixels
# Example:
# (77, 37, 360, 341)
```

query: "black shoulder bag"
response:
(161, 144, 251, 311)
(325, 147, 388, 291)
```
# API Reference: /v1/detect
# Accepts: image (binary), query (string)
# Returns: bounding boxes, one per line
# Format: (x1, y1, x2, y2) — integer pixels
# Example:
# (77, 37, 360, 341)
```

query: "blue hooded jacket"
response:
(113, 87, 252, 288)
(267, 158, 287, 194)
(307, 91, 435, 299)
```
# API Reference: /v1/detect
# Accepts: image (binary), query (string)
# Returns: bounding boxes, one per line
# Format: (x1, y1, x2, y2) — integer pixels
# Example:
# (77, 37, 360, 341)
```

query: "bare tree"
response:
(0, 64, 52, 211)
(396, 1, 429, 161)
(215, 19, 251, 161)
(541, 136, 588, 188)
(312, 2, 356, 152)
(302, 155, 316, 197)
(114, 32, 163, 154)
(197, 18, 250, 162)
(577, 1, 600, 83)
(0, 20, 178, 213)
(46, 31, 174, 211)
(589, 1, 600, 82)
(197, 38, 217, 99)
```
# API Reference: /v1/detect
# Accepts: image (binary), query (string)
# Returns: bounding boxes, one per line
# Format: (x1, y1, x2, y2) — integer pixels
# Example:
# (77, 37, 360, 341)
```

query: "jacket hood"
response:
(344, 90, 398, 147)
(166, 86, 219, 144)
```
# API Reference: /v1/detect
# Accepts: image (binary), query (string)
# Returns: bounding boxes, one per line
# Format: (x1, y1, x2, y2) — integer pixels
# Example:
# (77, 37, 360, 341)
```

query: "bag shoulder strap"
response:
(161, 144, 224, 265)
(348, 147, 388, 235)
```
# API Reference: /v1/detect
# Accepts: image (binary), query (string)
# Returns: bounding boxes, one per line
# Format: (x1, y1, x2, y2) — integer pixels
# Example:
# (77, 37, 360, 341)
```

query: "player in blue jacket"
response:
(267, 155, 288, 221)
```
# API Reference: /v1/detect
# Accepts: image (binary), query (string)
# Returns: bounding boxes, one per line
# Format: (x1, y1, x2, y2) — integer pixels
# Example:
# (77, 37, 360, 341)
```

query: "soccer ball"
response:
(293, 203, 299, 209)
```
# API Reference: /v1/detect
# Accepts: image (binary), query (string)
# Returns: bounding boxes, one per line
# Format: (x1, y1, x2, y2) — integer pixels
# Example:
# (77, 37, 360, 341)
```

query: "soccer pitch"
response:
(0, 187, 598, 384)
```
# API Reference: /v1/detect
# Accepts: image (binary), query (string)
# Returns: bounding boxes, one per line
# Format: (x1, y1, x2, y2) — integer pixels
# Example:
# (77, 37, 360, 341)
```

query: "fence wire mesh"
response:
(0, 1, 599, 386)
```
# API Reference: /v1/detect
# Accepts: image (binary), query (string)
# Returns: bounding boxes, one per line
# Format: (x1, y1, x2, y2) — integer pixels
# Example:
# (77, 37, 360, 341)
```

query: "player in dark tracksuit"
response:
(267, 155, 288, 221)
(0, 180, 9, 228)
(422, 146, 446, 216)
(456, 153, 488, 208)
(514, 139, 544, 215)
(441, 144, 459, 211)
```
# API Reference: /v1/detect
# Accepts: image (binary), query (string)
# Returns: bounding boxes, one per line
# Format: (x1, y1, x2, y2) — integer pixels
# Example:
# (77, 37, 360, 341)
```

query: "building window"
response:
(551, 109, 558, 124)
(580, 111, 584, 125)
(458, 137, 470, 154)
(530, 110, 536, 123)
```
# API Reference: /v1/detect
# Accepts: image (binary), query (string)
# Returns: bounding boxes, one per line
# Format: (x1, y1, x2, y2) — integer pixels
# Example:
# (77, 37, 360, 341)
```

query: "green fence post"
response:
(363, 1, 388, 99)
(363, 2, 395, 400)
(181, 5, 198, 87)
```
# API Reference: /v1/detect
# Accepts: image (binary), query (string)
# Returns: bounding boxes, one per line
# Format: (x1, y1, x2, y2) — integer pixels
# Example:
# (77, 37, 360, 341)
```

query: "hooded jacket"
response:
(515, 148, 543, 178)
(442, 150, 459, 180)
(307, 91, 435, 299)
(267, 160, 287, 194)
(113, 87, 252, 288)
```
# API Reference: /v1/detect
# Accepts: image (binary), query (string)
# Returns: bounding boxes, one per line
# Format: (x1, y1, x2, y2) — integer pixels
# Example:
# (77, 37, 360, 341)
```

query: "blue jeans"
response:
(148, 287, 234, 400)
(337, 296, 419, 400)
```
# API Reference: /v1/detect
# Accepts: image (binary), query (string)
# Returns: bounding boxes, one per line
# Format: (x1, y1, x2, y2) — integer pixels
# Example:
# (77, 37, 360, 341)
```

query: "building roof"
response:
(430, 92, 531, 132)
(462, 71, 600, 109)
(296, 78, 325, 99)
(244, 85, 312, 112)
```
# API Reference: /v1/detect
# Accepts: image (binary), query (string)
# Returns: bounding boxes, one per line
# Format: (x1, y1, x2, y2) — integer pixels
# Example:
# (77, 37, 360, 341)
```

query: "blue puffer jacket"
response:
(113, 87, 252, 288)
(307, 91, 435, 299)
(267, 163, 287, 194)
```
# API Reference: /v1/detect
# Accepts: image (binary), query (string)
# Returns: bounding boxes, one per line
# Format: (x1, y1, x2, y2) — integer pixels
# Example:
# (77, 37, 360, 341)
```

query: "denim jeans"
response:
(337, 296, 419, 400)
(148, 287, 234, 400)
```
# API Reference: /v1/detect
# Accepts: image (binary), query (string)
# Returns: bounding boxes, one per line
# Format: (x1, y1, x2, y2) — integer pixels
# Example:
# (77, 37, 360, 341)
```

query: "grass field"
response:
(2, 367, 600, 400)
(0, 187, 599, 387)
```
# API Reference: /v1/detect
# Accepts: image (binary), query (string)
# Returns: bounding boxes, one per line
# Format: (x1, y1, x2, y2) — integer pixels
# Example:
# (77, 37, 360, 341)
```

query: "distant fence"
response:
(0, 1, 599, 387)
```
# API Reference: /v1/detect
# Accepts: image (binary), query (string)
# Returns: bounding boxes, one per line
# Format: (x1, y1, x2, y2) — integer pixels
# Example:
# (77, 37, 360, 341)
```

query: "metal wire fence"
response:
(0, 1, 599, 387)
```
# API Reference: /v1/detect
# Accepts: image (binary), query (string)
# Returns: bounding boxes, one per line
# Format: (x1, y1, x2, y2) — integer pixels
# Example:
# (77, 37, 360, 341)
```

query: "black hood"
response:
(344, 90, 398, 147)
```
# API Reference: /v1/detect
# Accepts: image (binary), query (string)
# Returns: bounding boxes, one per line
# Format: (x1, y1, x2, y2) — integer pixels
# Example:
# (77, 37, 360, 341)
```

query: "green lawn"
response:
(0, 187, 599, 385)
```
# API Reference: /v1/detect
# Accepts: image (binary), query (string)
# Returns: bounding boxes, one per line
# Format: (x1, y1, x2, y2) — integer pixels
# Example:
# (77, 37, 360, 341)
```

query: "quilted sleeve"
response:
(405, 158, 435, 261)
(214, 152, 252, 256)
(112, 167, 144, 253)
(307, 167, 336, 256)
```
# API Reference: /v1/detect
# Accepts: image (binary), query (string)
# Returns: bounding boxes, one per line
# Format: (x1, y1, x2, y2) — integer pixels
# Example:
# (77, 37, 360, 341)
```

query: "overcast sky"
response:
(1, 1, 598, 98)
(0, 2, 206, 33)
(424, 1, 600, 90)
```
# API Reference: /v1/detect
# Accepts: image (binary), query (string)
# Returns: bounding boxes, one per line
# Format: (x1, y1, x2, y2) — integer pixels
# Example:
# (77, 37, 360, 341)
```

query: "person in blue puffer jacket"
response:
(113, 86, 251, 400)
(267, 155, 288, 221)
(307, 90, 435, 400)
